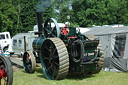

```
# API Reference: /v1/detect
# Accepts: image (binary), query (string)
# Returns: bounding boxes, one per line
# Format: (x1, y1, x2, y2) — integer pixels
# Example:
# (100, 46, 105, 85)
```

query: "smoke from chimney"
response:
(36, 0, 51, 12)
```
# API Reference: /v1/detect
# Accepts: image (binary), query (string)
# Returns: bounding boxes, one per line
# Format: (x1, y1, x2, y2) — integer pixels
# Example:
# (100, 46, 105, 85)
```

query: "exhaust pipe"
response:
(36, 11, 43, 36)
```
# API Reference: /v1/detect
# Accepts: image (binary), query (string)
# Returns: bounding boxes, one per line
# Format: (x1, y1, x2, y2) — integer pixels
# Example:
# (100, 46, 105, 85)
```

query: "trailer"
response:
(11, 31, 38, 57)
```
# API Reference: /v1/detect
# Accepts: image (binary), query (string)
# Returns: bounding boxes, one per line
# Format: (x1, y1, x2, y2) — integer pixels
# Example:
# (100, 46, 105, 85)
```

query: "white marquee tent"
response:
(84, 26, 128, 72)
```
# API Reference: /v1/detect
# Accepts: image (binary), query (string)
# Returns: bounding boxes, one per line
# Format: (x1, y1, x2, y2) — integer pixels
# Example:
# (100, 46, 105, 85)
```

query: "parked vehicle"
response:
(0, 32, 12, 52)
(23, 12, 104, 80)
(11, 31, 38, 57)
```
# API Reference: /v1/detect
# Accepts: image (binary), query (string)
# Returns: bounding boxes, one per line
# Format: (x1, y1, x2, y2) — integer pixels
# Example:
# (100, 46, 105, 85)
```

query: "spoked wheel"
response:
(41, 38, 69, 80)
(0, 55, 13, 85)
(44, 18, 60, 38)
(23, 51, 36, 73)
(93, 43, 104, 74)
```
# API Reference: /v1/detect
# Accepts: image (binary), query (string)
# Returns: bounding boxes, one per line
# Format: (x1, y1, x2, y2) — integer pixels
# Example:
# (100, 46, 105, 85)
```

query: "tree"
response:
(71, 0, 128, 27)
(54, 0, 75, 26)
(0, 0, 17, 36)
(19, 0, 38, 32)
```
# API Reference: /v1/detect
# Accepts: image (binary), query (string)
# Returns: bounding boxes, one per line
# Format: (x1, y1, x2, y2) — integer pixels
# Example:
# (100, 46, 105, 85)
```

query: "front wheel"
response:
(23, 51, 36, 73)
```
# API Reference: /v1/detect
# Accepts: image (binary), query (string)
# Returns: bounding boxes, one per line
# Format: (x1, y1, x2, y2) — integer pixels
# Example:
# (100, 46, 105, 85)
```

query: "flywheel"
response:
(40, 38, 69, 80)
(44, 18, 60, 38)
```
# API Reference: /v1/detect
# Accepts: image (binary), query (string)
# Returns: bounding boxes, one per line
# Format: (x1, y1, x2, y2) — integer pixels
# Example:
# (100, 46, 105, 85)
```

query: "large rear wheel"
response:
(0, 55, 13, 85)
(41, 38, 69, 80)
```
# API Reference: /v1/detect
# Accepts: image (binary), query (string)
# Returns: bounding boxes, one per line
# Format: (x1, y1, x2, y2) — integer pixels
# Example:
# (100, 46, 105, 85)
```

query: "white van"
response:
(0, 32, 12, 52)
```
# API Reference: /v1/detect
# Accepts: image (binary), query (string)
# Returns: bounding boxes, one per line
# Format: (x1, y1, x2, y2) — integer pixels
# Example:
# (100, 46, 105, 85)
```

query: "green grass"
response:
(13, 67, 128, 85)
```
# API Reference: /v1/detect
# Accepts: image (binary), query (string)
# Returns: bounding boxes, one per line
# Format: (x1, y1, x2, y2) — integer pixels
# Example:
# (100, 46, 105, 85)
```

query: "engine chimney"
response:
(36, 11, 43, 36)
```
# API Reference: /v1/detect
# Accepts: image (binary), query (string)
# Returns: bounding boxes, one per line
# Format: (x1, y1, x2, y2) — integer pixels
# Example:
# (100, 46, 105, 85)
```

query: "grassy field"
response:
(13, 67, 128, 85)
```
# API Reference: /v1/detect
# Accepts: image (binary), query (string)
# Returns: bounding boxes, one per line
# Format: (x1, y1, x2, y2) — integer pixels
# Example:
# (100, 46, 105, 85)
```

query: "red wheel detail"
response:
(0, 70, 3, 78)
(0, 61, 8, 85)
(61, 28, 69, 35)
(0, 55, 13, 85)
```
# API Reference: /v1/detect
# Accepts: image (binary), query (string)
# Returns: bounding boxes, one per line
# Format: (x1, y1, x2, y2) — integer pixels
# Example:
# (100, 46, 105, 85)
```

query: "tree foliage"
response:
(0, 0, 128, 36)
(13, 0, 38, 33)
(71, 0, 128, 27)
(0, 0, 17, 36)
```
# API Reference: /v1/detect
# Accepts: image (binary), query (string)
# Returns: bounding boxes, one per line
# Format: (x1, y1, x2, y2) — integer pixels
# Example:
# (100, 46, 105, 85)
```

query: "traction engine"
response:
(23, 12, 104, 80)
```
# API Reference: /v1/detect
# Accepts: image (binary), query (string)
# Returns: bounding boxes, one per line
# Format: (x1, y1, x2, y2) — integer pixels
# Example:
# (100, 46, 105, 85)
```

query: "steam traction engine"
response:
(23, 12, 104, 80)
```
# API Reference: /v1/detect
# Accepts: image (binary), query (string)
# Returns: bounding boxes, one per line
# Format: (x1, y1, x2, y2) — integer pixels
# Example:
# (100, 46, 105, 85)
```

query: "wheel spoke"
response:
(52, 48, 57, 56)
(47, 65, 52, 72)
(52, 64, 59, 78)
(49, 42, 54, 49)
(54, 62, 59, 66)
(50, 64, 56, 78)
(52, 55, 58, 59)
(51, 26, 55, 33)
(26, 59, 30, 64)
(49, 21, 51, 28)
(27, 64, 32, 71)
(52, 68, 55, 78)
(43, 56, 49, 60)
(52, 64, 58, 71)
(45, 28, 50, 33)
(45, 46, 51, 53)
(51, 33, 56, 37)
(47, 26, 56, 37)
(51, 26, 56, 33)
